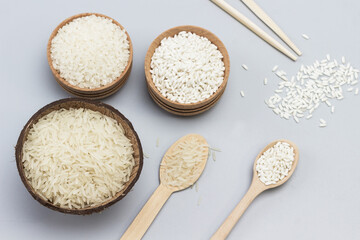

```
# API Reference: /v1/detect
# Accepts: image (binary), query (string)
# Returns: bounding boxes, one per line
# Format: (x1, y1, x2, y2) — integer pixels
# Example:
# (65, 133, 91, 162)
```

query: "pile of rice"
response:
(161, 135, 208, 188)
(256, 142, 295, 185)
(50, 15, 130, 89)
(265, 55, 359, 126)
(150, 31, 225, 104)
(22, 108, 135, 209)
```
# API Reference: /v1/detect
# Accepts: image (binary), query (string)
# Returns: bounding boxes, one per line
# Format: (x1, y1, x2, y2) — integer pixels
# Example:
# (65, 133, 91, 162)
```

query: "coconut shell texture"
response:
(15, 98, 143, 215)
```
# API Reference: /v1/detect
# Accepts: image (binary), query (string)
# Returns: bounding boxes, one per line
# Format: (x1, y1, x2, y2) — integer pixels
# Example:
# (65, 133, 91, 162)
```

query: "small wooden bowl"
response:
(147, 85, 225, 116)
(58, 72, 130, 100)
(47, 13, 133, 99)
(145, 25, 230, 115)
(15, 98, 143, 215)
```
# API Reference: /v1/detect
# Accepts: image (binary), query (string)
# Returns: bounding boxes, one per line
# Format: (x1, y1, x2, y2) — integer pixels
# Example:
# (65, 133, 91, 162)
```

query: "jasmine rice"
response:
(50, 15, 130, 89)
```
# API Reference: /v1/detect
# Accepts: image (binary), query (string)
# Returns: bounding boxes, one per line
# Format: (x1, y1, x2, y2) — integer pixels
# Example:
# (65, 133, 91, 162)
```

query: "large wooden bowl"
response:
(15, 98, 143, 215)
(47, 13, 133, 99)
(145, 25, 230, 115)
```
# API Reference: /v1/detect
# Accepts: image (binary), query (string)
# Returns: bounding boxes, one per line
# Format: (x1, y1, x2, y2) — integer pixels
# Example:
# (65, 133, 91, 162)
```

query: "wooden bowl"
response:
(145, 25, 230, 115)
(58, 72, 130, 100)
(147, 85, 225, 116)
(15, 98, 143, 215)
(47, 13, 133, 99)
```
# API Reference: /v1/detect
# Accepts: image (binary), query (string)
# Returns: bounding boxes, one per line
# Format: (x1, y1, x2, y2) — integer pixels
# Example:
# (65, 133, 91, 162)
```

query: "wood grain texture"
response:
(120, 134, 209, 239)
(120, 184, 173, 240)
(57, 63, 132, 100)
(211, 176, 265, 240)
(144, 25, 230, 113)
(241, 0, 302, 56)
(211, 0, 297, 61)
(147, 85, 225, 116)
(47, 13, 133, 99)
(211, 139, 299, 239)
(15, 98, 143, 215)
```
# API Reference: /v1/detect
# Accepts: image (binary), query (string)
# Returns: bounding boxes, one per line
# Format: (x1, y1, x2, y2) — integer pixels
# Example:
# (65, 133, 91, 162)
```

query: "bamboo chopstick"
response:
(211, 0, 297, 61)
(241, 0, 301, 56)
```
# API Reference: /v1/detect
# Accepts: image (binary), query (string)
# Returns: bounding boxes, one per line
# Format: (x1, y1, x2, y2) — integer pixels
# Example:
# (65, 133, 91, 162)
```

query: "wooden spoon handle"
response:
(211, 184, 263, 240)
(120, 184, 173, 240)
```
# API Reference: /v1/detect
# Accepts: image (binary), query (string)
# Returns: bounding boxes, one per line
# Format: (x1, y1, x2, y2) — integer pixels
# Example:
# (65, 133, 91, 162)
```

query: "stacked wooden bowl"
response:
(47, 13, 133, 100)
(145, 25, 230, 116)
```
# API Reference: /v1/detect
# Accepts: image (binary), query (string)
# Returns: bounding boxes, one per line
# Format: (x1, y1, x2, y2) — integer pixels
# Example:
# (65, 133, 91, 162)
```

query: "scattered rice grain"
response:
(302, 34, 310, 40)
(265, 56, 359, 125)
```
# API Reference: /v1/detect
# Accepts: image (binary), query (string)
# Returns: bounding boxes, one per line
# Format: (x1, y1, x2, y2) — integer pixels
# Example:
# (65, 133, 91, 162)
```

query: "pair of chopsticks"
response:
(211, 0, 301, 61)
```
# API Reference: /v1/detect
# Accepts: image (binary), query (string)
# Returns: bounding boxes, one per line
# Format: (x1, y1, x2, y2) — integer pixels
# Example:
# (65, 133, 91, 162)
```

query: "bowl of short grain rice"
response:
(47, 13, 133, 99)
(15, 98, 143, 215)
(145, 25, 230, 115)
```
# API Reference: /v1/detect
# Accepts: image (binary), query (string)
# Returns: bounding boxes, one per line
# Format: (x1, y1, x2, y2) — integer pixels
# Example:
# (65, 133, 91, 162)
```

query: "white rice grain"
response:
(265, 56, 359, 126)
(197, 196, 202, 206)
(256, 142, 295, 185)
(209, 147, 221, 152)
(302, 34, 310, 40)
(151, 31, 225, 104)
(51, 15, 130, 89)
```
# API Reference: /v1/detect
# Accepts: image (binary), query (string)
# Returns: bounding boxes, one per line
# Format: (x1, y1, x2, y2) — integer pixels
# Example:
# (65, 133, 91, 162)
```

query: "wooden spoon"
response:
(120, 134, 209, 240)
(211, 139, 299, 240)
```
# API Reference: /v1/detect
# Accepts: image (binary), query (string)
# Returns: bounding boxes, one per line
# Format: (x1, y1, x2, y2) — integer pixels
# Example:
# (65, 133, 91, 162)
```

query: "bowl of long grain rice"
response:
(145, 25, 230, 116)
(47, 13, 133, 99)
(15, 98, 143, 215)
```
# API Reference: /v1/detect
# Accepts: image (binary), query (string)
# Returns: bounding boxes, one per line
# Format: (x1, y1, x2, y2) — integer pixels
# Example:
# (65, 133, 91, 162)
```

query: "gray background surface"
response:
(1, 0, 359, 239)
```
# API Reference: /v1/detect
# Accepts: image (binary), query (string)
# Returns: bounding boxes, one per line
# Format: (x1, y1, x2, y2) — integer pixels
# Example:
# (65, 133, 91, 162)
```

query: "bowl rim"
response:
(15, 98, 143, 215)
(47, 13, 134, 94)
(144, 25, 230, 110)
